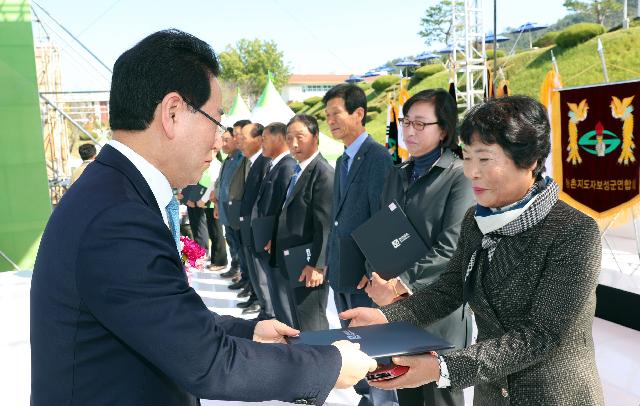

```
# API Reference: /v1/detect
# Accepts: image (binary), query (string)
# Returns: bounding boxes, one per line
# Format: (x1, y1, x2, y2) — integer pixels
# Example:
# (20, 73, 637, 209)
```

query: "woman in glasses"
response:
(364, 88, 474, 406)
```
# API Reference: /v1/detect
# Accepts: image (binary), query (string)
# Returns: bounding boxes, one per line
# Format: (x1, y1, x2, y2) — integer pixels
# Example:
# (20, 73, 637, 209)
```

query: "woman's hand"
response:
(369, 353, 440, 390)
(339, 307, 388, 327)
(365, 272, 399, 306)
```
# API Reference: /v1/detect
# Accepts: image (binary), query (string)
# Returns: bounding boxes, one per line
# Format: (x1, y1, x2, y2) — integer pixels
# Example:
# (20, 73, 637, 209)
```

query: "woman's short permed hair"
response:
(460, 95, 551, 176)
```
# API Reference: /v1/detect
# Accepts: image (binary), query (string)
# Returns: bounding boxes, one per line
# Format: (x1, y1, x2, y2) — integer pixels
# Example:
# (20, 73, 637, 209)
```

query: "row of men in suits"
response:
(213, 84, 397, 406)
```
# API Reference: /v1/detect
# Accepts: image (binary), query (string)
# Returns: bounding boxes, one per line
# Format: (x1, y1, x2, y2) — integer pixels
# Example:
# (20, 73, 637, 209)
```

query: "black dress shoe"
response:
(228, 279, 248, 290)
(237, 286, 252, 298)
(220, 268, 240, 279)
(242, 303, 261, 314)
(236, 299, 256, 309)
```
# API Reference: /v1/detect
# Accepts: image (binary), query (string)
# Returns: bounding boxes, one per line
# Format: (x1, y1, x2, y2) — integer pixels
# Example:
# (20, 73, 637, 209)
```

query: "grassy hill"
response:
(300, 26, 640, 145)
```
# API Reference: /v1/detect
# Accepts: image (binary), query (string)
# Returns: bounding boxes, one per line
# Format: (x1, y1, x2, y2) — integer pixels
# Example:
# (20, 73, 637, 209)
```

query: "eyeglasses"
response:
(400, 118, 439, 131)
(181, 95, 226, 136)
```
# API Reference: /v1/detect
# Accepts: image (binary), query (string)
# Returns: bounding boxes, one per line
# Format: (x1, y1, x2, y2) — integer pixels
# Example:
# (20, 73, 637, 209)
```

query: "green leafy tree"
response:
(563, 0, 623, 26)
(418, 0, 464, 46)
(218, 39, 291, 100)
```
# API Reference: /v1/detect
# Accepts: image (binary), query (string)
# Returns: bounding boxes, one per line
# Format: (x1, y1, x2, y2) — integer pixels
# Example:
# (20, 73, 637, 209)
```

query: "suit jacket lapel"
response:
(483, 228, 537, 293)
(284, 154, 321, 208)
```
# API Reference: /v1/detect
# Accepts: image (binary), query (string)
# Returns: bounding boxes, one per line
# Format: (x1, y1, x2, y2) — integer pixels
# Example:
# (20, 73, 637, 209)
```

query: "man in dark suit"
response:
(30, 29, 376, 406)
(237, 122, 273, 317)
(323, 84, 395, 406)
(252, 122, 297, 326)
(275, 115, 334, 331)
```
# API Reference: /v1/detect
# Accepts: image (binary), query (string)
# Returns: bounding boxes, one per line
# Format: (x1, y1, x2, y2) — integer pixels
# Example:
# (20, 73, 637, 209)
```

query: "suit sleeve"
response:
(403, 170, 475, 292)
(76, 203, 341, 403)
(441, 216, 602, 389)
(310, 165, 334, 268)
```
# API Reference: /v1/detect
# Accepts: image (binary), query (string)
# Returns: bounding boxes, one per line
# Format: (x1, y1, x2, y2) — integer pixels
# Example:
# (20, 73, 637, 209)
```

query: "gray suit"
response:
(383, 201, 604, 406)
(381, 149, 474, 406)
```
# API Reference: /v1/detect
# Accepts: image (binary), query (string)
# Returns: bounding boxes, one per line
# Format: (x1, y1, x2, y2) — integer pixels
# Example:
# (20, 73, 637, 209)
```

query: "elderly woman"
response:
(342, 95, 604, 406)
(363, 89, 474, 406)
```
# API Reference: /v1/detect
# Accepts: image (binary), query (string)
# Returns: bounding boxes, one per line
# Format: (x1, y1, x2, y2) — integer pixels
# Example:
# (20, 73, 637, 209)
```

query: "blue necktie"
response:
(285, 164, 302, 199)
(166, 197, 180, 252)
(339, 152, 349, 199)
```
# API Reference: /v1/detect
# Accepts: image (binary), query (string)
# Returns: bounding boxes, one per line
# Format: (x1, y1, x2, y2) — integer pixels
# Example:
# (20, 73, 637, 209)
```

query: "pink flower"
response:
(180, 236, 206, 267)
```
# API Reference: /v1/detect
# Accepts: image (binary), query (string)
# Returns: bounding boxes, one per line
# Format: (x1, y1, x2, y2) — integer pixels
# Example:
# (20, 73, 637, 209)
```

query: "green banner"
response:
(0, 0, 51, 271)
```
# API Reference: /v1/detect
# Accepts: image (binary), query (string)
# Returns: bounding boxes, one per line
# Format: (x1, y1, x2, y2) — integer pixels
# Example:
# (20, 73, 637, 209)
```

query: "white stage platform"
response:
(2, 259, 639, 405)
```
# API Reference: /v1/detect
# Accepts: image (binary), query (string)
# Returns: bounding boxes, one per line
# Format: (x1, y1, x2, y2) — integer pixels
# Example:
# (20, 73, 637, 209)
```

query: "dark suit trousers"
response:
(224, 225, 240, 270)
(187, 206, 209, 254)
(397, 383, 464, 406)
(244, 245, 274, 318)
(291, 284, 330, 332)
(205, 208, 227, 266)
(259, 258, 295, 327)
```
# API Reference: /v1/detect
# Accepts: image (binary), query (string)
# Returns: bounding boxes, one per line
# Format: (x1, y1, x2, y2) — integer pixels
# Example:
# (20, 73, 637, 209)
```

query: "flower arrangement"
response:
(179, 236, 206, 284)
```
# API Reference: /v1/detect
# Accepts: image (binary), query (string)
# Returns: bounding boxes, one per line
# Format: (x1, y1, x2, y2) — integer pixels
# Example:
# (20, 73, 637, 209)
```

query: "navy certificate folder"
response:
(287, 321, 453, 359)
(351, 200, 427, 279)
(282, 243, 313, 288)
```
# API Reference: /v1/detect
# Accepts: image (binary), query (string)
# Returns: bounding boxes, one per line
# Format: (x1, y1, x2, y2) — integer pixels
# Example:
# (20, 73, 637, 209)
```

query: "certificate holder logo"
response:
(390, 233, 411, 249)
(342, 330, 362, 340)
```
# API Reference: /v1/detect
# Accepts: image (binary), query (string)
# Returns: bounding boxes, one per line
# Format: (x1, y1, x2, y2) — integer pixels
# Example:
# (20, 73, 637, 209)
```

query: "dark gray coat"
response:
(381, 148, 474, 351)
(383, 201, 604, 406)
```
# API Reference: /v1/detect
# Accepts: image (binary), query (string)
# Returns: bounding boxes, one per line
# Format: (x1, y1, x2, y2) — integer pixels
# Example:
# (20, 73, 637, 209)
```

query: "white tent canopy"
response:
(250, 74, 344, 162)
(221, 89, 251, 127)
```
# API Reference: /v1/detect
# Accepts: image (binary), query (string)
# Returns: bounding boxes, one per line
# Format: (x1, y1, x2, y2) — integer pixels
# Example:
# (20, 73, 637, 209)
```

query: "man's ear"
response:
(159, 92, 183, 140)
(354, 106, 365, 123)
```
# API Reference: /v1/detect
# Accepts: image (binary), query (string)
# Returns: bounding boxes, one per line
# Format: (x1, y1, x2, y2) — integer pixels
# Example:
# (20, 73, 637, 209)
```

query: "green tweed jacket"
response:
(382, 200, 604, 406)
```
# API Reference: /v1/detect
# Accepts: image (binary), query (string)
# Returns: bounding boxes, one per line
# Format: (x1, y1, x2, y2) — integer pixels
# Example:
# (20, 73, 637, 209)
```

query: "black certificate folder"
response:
(282, 243, 313, 288)
(252, 216, 275, 252)
(351, 200, 427, 280)
(287, 321, 453, 359)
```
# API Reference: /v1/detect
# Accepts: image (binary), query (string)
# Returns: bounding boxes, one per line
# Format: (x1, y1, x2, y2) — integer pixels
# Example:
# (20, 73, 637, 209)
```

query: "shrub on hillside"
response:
(303, 96, 322, 106)
(288, 101, 305, 113)
(358, 82, 371, 91)
(413, 64, 444, 80)
(533, 31, 559, 47)
(371, 75, 400, 92)
(556, 23, 604, 48)
(368, 104, 383, 113)
(314, 110, 326, 120)
(486, 49, 506, 59)
(366, 111, 379, 122)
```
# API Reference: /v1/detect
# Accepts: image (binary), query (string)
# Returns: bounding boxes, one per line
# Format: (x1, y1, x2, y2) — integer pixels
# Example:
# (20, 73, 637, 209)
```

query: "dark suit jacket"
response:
(326, 135, 393, 292)
(239, 154, 271, 247)
(254, 154, 297, 219)
(225, 154, 249, 230)
(275, 153, 334, 274)
(30, 145, 341, 406)
(382, 202, 604, 406)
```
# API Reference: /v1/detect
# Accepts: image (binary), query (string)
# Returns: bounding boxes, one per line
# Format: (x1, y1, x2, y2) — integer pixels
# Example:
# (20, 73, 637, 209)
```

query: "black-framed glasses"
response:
(181, 95, 226, 135)
(400, 118, 439, 131)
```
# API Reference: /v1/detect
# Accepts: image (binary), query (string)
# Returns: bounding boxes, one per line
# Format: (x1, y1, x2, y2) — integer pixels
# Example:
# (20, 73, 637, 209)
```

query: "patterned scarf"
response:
(462, 177, 559, 309)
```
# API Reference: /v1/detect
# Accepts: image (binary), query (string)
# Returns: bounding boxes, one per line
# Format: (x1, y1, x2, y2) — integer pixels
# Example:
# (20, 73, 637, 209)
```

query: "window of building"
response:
(302, 84, 334, 92)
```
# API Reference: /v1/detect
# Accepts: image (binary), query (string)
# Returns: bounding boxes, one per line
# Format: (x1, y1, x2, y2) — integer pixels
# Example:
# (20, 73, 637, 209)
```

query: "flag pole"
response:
(551, 50, 559, 75)
(597, 38, 609, 83)
(493, 0, 498, 97)
(623, 0, 629, 29)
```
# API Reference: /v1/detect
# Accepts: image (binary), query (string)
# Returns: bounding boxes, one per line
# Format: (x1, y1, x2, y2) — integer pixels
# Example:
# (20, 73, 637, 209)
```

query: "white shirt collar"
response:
(249, 149, 263, 166)
(268, 150, 290, 170)
(109, 140, 173, 226)
(298, 150, 320, 173)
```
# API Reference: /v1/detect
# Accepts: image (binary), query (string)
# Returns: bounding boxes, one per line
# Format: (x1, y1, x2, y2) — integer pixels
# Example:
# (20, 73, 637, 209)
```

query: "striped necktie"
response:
(285, 164, 302, 199)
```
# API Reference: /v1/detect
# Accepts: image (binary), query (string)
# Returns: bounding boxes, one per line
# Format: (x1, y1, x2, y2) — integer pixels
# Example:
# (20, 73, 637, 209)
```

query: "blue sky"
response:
(33, 0, 569, 90)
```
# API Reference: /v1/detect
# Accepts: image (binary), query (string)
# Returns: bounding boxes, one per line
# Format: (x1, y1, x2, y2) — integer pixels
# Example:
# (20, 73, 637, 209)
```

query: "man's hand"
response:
(369, 353, 440, 390)
(264, 240, 272, 254)
(332, 340, 378, 389)
(356, 275, 369, 290)
(253, 319, 300, 344)
(298, 265, 324, 288)
(365, 273, 398, 306)
(186, 200, 195, 208)
(339, 307, 388, 328)
(196, 199, 206, 208)
(213, 206, 219, 219)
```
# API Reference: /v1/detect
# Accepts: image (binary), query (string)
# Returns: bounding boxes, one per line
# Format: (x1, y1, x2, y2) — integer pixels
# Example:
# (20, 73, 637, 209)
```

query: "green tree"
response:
(418, 0, 464, 46)
(218, 39, 291, 99)
(563, 0, 623, 26)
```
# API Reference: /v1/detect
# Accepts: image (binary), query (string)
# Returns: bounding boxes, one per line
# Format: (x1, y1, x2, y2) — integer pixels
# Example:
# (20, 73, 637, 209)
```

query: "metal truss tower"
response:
(451, 0, 487, 113)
